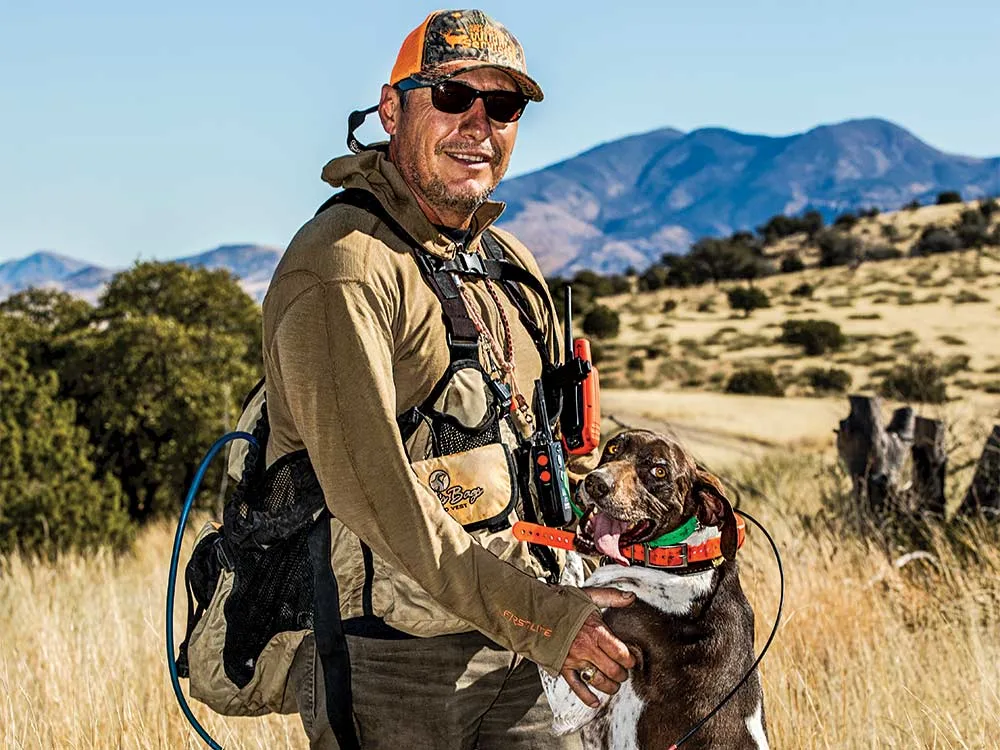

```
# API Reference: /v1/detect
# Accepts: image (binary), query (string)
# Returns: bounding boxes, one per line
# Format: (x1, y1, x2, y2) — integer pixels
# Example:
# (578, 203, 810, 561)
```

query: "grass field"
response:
(4, 200, 1000, 748)
(2, 392, 999, 749)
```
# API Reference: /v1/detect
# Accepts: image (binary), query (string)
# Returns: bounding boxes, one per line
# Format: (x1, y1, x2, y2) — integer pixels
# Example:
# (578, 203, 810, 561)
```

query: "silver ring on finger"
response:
(579, 665, 597, 684)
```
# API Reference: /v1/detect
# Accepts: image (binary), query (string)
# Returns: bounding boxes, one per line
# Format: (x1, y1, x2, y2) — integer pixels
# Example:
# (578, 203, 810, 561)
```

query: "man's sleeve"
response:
(268, 280, 596, 673)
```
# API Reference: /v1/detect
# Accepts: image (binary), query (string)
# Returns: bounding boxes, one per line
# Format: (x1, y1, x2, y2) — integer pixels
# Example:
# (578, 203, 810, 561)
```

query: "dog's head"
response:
(574, 429, 738, 565)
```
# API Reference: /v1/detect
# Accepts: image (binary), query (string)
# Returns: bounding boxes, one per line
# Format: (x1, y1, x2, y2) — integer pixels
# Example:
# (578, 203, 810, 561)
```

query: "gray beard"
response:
(419, 175, 493, 218)
(400, 159, 496, 220)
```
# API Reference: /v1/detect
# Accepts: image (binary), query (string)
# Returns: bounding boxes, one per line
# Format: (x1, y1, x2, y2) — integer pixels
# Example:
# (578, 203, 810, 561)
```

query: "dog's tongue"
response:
(591, 513, 630, 565)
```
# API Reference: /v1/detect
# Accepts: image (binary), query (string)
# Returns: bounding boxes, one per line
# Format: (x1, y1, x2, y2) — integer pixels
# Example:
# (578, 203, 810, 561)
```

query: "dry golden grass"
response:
(0, 523, 307, 749)
(5, 211, 1000, 746)
(3, 396, 999, 749)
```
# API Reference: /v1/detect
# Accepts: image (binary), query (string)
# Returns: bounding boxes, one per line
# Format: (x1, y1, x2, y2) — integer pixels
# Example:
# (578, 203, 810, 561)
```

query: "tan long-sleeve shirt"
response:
(261, 149, 596, 673)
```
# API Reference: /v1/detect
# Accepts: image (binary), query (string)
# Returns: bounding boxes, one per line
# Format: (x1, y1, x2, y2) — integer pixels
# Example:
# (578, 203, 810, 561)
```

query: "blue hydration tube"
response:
(165, 431, 258, 750)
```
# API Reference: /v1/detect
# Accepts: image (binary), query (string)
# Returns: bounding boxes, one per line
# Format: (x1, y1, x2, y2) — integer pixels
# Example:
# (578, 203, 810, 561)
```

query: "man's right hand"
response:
(559, 587, 636, 707)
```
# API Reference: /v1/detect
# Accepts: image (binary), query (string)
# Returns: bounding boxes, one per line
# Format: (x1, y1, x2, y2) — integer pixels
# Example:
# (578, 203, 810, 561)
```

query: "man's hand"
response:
(559, 587, 636, 707)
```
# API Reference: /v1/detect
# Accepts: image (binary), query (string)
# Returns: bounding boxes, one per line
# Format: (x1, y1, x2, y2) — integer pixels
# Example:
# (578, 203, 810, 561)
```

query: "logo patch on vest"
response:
(428, 469, 486, 512)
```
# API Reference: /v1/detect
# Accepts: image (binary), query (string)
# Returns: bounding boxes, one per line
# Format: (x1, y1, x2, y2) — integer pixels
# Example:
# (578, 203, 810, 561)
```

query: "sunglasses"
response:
(395, 78, 529, 123)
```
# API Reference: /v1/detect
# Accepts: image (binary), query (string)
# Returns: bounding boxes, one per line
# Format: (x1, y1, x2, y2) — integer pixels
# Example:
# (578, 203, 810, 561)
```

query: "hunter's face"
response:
(381, 67, 519, 227)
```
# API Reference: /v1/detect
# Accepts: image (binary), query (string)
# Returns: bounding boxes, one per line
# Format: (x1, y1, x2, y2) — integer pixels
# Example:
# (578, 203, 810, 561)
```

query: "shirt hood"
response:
(320, 146, 506, 259)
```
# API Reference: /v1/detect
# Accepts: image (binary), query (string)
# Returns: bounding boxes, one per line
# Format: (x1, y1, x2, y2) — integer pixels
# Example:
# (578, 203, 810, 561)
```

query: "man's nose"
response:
(584, 471, 613, 500)
(457, 98, 492, 138)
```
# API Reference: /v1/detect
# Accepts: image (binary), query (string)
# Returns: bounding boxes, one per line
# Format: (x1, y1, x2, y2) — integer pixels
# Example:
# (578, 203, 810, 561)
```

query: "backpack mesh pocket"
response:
(221, 407, 325, 688)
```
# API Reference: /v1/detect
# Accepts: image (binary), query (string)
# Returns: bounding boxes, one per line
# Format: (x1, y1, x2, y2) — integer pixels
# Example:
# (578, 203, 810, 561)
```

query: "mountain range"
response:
(493, 118, 1000, 274)
(2, 118, 998, 300)
(0, 245, 282, 303)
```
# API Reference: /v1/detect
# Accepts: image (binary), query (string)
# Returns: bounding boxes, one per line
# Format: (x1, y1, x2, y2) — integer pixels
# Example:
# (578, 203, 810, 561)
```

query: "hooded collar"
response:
(320, 146, 505, 260)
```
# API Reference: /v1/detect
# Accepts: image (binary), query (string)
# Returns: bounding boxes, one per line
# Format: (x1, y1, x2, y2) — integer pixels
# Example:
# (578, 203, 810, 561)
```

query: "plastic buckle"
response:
(455, 252, 486, 277)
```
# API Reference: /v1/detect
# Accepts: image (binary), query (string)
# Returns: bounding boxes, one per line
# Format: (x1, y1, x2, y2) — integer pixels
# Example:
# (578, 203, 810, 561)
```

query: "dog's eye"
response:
(606, 443, 620, 455)
(650, 466, 667, 479)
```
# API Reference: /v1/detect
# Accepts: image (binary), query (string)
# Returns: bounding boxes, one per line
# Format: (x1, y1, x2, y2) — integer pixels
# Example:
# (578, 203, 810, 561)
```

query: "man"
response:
(265, 10, 635, 749)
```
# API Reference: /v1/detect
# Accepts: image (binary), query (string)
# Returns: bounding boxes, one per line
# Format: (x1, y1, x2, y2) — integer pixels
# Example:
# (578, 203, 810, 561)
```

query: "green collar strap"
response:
(646, 516, 699, 547)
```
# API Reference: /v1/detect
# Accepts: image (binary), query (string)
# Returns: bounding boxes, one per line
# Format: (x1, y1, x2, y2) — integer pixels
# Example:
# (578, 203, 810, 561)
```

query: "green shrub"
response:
(880, 224, 900, 241)
(833, 212, 859, 230)
(725, 368, 785, 397)
(936, 190, 962, 205)
(903, 199, 922, 211)
(790, 282, 814, 298)
(754, 211, 825, 243)
(953, 289, 988, 304)
(913, 226, 961, 256)
(644, 345, 665, 360)
(582, 305, 620, 339)
(778, 319, 846, 355)
(954, 209, 990, 248)
(696, 297, 715, 313)
(941, 354, 971, 376)
(865, 245, 903, 261)
(626, 355, 645, 372)
(0, 331, 133, 557)
(572, 270, 631, 297)
(804, 367, 853, 394)
(661, 299, 678, 314)
(817, 230, 862, 267)
(979, 198, 998, 220)
(879, 356, 948, 403)
(780, 253, 805, 273)
(637, 265, 669, 292)
(727, 286, 771, 317)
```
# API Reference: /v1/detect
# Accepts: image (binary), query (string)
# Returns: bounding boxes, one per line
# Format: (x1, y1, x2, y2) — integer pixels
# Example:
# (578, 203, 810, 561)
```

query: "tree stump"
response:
(958, 425, 1000, 519)
(836, 395, 915, 515)
(911, 417, 947, 517)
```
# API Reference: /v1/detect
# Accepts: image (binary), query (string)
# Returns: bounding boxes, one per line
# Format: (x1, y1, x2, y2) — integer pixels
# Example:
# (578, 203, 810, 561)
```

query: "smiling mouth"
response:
(575, 504, 656, 565)
(444, 151, 493, 167)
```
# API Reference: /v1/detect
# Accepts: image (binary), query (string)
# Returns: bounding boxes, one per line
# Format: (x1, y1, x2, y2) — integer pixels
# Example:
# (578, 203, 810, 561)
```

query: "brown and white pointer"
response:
(540, 429, 769, 750)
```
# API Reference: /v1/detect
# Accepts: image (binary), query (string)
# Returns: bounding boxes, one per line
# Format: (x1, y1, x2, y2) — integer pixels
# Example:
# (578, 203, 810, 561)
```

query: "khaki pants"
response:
(289, 631, 582, 750)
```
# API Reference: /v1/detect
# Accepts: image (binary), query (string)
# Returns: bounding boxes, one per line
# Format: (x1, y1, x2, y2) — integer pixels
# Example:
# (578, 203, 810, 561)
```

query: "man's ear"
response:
(378, 84, 401, 136)
(693, 469, 738, 560)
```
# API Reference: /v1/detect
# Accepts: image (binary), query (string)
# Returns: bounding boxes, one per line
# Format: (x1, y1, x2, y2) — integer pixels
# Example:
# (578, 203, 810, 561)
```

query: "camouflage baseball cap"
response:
(390, 9, 543, 102)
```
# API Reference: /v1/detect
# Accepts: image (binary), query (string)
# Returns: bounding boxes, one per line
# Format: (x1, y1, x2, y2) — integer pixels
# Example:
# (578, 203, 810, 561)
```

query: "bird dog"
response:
(541, 429, 769, 749)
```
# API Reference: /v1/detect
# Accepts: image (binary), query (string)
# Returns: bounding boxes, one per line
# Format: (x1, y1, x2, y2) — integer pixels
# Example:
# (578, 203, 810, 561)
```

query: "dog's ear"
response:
(692, 469, 738, 561)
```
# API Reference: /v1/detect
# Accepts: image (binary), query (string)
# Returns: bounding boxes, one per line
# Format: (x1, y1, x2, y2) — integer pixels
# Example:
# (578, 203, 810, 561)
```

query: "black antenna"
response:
(563, 284, 573, 367)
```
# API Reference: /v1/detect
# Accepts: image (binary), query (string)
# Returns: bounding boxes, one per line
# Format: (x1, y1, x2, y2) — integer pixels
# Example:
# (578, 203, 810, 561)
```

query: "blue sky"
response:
(2, 0, 998, 266)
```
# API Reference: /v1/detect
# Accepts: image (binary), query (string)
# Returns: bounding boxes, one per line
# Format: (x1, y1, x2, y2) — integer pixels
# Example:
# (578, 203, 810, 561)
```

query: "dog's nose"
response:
(584, 472, 613, 499)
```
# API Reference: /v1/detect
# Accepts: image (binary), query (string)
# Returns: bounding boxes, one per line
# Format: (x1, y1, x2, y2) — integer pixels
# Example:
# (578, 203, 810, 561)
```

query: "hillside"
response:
(579, 199, 1000, 420)
(495, 118, 1000, 275)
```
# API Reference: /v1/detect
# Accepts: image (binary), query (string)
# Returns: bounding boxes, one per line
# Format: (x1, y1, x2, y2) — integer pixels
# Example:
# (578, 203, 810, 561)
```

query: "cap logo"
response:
(442, 30, 470, 47)
(442, 24, 519, 62)
(425, 12, 525, 70)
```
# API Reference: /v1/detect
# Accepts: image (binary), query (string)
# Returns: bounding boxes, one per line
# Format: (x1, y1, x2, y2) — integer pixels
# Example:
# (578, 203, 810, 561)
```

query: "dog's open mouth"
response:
(575, 505, 656, 565)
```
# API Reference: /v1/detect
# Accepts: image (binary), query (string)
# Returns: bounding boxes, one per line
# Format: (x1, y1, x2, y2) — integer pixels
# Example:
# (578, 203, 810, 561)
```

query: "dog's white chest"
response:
(541, 557, 717, 745)
(584, 563, 716, 616)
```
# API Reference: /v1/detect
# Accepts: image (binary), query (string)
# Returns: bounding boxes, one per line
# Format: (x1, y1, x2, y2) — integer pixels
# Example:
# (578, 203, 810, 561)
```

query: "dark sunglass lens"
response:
(431, 81, 477, 114)
(483, 92, 527, 122)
